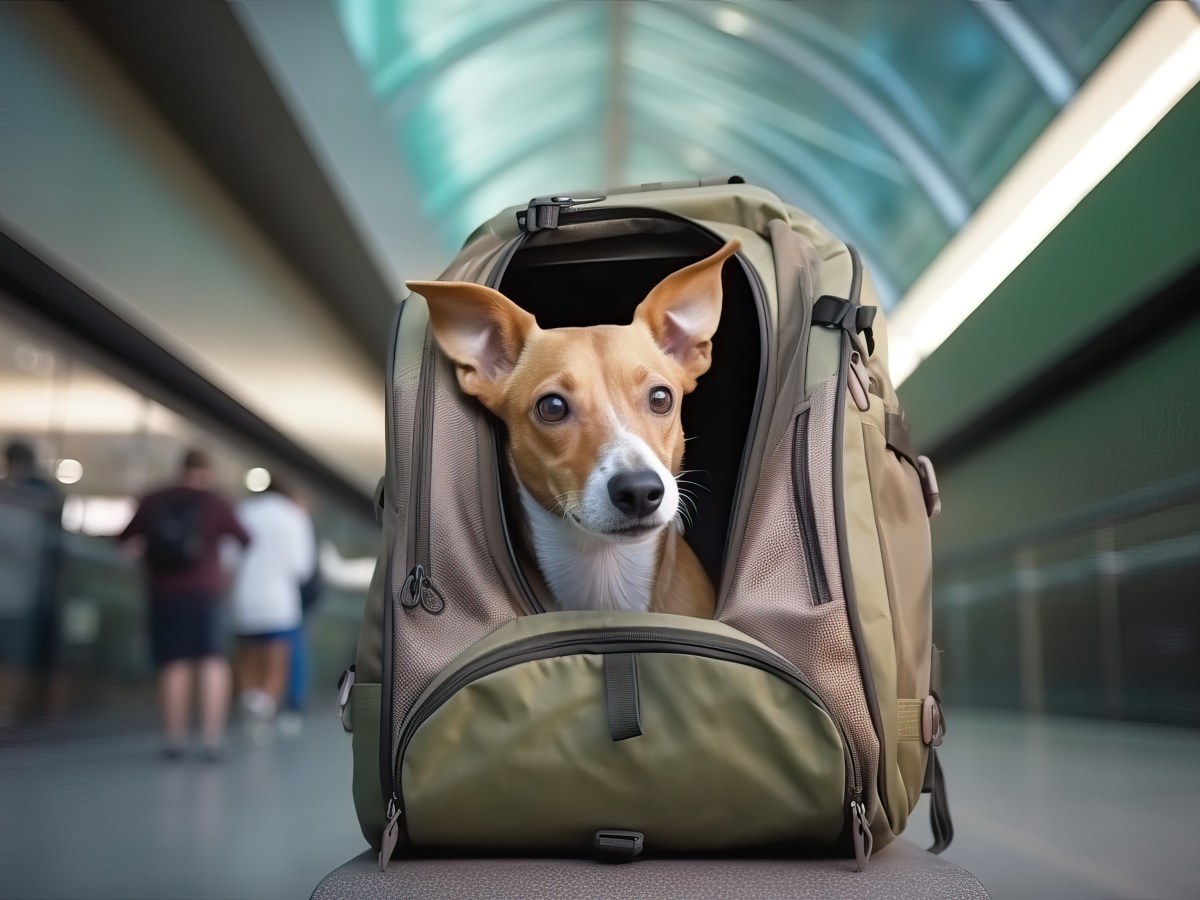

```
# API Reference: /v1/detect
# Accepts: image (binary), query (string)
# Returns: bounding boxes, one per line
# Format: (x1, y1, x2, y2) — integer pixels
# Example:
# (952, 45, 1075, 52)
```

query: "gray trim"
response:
(603, 653, 643, 742)
(71, 1, 401, 363)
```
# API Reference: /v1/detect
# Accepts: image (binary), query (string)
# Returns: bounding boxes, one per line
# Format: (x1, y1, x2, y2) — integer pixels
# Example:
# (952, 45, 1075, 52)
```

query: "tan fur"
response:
(408, 239, 740, 618)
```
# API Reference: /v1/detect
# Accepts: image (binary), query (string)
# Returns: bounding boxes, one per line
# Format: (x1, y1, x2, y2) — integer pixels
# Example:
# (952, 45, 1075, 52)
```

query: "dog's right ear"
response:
(406, 281, 537, 408)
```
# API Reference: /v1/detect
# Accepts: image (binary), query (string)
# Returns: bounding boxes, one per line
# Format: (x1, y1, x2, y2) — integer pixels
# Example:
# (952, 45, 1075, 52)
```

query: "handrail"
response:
(936, 469, 1200, 568)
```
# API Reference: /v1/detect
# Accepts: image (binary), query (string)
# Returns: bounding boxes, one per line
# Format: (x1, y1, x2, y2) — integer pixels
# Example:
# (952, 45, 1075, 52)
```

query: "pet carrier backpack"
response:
(339, 179, 952, 871)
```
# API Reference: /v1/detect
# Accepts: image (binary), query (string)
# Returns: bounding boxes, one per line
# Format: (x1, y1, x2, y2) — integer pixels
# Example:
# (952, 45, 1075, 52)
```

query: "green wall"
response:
(898, 84, 1200, 723)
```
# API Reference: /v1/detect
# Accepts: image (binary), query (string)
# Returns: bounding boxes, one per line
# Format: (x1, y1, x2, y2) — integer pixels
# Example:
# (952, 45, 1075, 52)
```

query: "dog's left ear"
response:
(633, 239, 740, 392)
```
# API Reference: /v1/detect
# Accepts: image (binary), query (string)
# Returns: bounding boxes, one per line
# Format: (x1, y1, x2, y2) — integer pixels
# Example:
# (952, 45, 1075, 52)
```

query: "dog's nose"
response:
(607, 470, 664, 518)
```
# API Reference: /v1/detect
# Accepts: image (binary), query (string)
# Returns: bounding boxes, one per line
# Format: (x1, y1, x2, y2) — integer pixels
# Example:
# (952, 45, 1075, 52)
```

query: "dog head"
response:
(408, 238, 739, 542)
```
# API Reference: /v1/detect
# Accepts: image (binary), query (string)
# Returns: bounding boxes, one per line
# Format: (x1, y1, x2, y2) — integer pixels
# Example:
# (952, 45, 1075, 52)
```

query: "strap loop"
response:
(603, 653, 642, 742)
(812, 295, 876, 355)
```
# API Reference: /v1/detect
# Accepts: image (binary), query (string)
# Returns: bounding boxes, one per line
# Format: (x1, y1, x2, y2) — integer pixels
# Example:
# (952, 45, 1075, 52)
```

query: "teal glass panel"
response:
(333, 0, 1153, 308)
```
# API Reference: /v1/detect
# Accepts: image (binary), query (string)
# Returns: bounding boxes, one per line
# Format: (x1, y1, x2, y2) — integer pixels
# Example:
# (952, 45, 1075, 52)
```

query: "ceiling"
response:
(321, 0, 1151, 308)
(0, 0, 1186, 512)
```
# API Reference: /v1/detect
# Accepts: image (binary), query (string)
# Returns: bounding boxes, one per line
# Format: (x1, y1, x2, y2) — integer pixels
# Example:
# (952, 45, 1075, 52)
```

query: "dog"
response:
(407, 239, 739, 618)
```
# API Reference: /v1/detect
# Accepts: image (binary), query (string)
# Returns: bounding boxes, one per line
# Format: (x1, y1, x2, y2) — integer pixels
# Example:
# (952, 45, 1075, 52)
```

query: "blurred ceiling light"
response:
(245, 467, 272, 492)
(712, 7, 750, 37)
(889, 3, 1200, 386)
(55, 458, 83, 485)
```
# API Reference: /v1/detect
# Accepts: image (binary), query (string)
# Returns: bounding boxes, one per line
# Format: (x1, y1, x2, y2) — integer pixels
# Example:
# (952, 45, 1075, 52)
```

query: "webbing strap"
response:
(603, 653, 642, 742)
(897, 699, 923, 742)
(812, 296, 877, 355)
(926, 750, 955, 854)
(884, 413, 918, 471)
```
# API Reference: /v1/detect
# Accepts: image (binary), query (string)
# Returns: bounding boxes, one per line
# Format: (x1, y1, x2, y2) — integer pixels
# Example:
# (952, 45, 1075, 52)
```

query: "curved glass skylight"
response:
(335, 0, 1151, 308)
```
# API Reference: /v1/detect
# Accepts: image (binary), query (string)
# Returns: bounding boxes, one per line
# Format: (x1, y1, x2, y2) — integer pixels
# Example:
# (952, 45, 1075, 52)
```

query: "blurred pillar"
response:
(1015, 545, 1044, 713)
(1095, 525, 1124, 719)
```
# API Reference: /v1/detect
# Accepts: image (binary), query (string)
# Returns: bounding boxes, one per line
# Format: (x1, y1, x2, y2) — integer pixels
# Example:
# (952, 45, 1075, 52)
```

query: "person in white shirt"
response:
(228, 480, 315, 738)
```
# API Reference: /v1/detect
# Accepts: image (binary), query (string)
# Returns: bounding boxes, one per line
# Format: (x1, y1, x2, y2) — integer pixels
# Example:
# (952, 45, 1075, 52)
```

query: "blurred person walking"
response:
(279, 492, 321, 739)
(0, 441, 64, 724)
(228, 477, 314, 743)
(118, 448, 249, 760)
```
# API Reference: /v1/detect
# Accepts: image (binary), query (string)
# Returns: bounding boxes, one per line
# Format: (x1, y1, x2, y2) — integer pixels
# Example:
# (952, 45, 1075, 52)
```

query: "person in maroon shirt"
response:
(119, 448, 249, 760)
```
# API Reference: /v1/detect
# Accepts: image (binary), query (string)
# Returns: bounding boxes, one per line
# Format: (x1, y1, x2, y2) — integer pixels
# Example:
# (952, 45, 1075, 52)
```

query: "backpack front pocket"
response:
(396, 613, 857, 855)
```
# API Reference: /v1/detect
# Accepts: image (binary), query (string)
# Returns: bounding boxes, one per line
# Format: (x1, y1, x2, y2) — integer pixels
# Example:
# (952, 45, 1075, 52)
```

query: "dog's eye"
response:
(648, 386, 673, 415)
(536, 394, 569, 423)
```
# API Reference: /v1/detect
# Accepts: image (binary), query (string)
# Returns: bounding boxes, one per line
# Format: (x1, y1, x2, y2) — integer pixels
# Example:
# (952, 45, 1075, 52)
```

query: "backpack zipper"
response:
(379, 324, 441, 868)
(830, 245, 886, 835)
(390, 626, 864, 863)
(486, 235, 542, 615)
(793, 409, 832, 605)
(399, 331, 442, 614)
(495, 204, 770, 613)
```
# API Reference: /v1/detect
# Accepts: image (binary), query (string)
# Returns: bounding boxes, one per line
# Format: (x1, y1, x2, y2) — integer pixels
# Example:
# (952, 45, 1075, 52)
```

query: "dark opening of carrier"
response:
(495, 212, 765, 589)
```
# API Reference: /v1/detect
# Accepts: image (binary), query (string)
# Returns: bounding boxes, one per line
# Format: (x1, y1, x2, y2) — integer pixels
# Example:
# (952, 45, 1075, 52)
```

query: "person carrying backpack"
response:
(118, 448, 249, 760)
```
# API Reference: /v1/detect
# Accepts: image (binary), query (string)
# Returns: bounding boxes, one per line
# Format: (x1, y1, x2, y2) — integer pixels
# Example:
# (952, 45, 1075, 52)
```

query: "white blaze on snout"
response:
(578, 428, 679, 531)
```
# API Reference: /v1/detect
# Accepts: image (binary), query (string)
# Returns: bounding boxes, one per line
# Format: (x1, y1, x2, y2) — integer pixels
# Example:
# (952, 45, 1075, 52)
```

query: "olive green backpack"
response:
(338, 179, 952, 871)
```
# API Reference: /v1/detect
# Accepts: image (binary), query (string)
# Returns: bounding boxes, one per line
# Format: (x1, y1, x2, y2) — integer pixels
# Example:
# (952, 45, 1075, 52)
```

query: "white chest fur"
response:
(518, 483, 660, 612)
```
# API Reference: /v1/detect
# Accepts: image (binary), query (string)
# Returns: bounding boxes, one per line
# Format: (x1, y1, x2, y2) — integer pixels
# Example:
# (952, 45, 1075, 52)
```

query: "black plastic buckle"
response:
(812, 295, 877, 356)
(593, 830, 644, 862)
(516, 194, 605, 233)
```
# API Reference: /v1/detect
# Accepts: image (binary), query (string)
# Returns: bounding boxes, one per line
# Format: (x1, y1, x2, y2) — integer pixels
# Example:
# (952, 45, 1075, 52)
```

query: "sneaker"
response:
(239, 689, 276, 719)
(201, 743, 230, 764)
(162, 743, 186, 762)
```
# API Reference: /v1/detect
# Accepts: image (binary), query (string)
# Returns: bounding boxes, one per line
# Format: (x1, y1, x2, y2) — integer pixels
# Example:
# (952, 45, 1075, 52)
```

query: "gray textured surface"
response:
(310, 840, 988, 900)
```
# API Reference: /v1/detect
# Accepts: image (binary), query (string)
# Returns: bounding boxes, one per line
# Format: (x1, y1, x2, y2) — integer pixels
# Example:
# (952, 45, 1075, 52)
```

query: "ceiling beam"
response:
(68, 0, 400, 364)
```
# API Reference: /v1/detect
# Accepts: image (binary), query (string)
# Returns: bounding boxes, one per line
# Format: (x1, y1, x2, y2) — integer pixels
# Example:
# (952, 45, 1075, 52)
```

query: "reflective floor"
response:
(908, 710, 1197, 900)
(0, 708, 1195, 899)
(0, 707, 364, 900)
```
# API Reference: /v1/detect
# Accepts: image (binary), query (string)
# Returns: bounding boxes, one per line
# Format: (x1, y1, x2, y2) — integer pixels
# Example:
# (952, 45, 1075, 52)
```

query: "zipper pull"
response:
(400, 565, 445, 614)
(851, 797, 874, 872)
(848, 351, 871, 411)
(377, 796, 402, 871)
(418, 572, 445, 614)
(399, 566, 421, 608)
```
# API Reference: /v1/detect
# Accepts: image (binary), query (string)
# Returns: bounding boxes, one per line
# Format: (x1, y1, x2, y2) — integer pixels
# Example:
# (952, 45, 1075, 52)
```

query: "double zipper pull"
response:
(922, 695, 946, 747)
(917, 455, 941, 518)
(378, 798, 402, 871)
(336, 665, 355, 732)
(848, 351, 871, 411)
(851, 800, 874, 872)
(400, 565, 445, 614)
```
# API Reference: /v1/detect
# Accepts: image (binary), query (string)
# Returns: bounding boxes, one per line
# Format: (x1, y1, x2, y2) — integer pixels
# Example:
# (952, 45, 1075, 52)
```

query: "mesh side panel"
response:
(719, 382, 878, 809)
(391, 370, 517, 754)
(807, 379, 845, 605)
